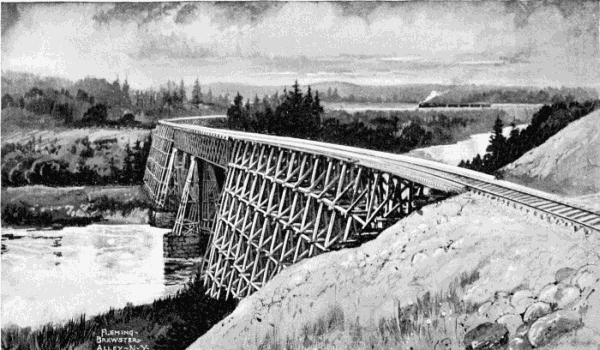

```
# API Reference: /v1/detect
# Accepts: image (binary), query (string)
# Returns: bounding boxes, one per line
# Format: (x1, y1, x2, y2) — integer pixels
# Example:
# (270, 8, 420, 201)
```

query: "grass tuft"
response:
(252, 268, 483, 350)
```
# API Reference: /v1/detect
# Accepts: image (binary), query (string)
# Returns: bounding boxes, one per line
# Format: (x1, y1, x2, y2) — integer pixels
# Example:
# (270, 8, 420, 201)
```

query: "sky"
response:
(1, 1, 599, 89)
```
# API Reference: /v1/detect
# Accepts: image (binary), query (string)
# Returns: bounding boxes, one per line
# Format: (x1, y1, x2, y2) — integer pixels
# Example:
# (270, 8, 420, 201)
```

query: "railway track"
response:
(162, 116, 600, 234)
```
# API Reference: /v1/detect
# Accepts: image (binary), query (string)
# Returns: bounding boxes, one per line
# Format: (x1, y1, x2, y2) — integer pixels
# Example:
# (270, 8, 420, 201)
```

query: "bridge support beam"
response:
(202, 140, 428, 299)
(163, 154, 223, 258)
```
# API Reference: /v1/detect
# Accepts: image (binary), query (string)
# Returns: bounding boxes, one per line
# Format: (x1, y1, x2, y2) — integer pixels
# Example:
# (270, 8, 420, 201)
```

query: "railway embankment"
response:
(502, 110, 600, 199)
(188, 192, 600, 350)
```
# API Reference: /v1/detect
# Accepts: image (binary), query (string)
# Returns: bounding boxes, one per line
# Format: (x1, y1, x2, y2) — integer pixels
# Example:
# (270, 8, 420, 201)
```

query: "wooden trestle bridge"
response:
(143, 116, 600, 300)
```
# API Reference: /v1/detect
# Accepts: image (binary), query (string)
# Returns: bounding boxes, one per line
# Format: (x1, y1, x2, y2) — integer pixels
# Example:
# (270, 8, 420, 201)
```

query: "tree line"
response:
(1, 136, 151, 187)
(459, 100, 600, 176)
(1, 75, 233, 127)
(318, 85, 597, 105)
(226, 81, 488, 153)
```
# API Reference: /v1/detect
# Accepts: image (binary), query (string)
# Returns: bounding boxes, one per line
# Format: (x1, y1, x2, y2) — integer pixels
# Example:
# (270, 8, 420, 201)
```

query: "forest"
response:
(1, 72, 229, 132)
(226, 81, 519, 153)
(459, 100, 600, 176)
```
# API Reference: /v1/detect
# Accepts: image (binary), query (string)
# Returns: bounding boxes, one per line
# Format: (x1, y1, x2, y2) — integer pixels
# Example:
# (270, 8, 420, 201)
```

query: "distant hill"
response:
(502, 110, 600, 196)
(1, 70, 74, 97)
(3, 70, 598, 106)
(203, 80, 598, 104)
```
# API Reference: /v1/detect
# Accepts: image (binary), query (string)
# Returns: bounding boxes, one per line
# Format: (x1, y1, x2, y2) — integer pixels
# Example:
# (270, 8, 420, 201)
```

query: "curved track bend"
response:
(160, 116, 600, 234)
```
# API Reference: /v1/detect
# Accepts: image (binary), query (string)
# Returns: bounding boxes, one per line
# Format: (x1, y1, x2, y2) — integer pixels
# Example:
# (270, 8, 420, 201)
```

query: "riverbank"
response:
(1, 185, 152, 228)
(408, 124, 528, 166)
(1, 269, 238, 350)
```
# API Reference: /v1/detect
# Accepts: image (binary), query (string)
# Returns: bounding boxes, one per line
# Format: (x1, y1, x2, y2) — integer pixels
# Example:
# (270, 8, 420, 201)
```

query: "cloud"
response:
(1, 1, 598, 88)
(1, 3, 20, 37)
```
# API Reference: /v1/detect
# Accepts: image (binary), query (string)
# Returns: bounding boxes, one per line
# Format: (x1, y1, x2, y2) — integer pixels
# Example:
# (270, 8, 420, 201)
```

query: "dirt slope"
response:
(502, 110, 600, 197)
(188, 193, 600, 350)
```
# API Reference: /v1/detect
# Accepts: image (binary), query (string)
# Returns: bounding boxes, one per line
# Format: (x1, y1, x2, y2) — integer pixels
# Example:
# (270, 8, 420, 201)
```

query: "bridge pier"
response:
(144, 132, 226, 258)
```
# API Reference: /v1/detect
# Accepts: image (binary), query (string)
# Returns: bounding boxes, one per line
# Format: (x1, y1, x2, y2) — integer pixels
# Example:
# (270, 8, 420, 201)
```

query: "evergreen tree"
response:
(486, 116, 507, 170)
(206, 89, 213, 103)
(227, 93, 246, 130)
(191, 78, 202, 105)
(122, 78, 131, 105)
(312, 90, 323, 125)
(179, 79, 187, 103)
(332, 87, 340, 101)
(108, 156, 120, 184)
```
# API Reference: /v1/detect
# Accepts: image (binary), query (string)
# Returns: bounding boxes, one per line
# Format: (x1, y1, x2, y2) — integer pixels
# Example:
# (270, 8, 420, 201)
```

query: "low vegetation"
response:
(1, 135, 151, 187)
(1, 270, 238, 350)
(459, 100, 600, 176)
(253, 270, 482, 350)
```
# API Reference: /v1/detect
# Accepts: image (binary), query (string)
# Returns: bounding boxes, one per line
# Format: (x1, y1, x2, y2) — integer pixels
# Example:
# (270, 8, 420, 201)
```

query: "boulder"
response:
(537, 282, 580, 309)
(508, 336, 532, 350)
(523, 302, 552, 323)
(570, 264, 600, 291)
(555, 267, 576, 284)
(510, 289, 534, 315)
(514, 323, 530, 338)
(463, 322, 509, 350)
(487, 296, 515, 320)
(496, 314, 523, 336)
(527, 310, 582, 347)
(554, 285, 580, 309)
(537, 283, 559, 304)
(457, 313, 490, 337)
(478, 301, 493, 316)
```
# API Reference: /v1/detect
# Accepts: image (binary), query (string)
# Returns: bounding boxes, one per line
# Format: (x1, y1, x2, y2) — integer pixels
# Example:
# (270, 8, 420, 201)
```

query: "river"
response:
(1, 224, 201, 328)
(409, 124, 528, 166)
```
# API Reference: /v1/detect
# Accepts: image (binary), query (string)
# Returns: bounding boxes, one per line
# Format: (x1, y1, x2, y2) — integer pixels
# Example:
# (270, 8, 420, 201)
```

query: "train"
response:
(418, 102, 492, 108)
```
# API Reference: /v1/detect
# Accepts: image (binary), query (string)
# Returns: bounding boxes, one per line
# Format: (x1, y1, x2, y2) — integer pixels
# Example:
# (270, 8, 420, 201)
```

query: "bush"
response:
(1, 202, 53, 226)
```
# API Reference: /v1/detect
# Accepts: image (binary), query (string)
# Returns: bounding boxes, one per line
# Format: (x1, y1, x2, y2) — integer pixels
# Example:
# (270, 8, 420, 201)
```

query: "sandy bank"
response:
(188, 192, 600, 350)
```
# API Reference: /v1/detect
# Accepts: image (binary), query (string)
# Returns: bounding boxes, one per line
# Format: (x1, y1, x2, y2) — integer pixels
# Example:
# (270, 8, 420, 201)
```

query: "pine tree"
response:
(206, 89, 213, 103)
(227, 93, 246, 130)
(191, 78, 202, 105)
(179, 79, 187, 103)
(486, 116, 507, 170)
(311, 90, 324, 134)
(332, 87, 340, 101)
(122, 78, 131, 105)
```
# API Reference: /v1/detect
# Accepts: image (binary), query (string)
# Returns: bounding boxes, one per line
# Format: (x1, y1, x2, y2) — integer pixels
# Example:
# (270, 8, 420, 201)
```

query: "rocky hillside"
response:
(188, 193, 600, 350)
(502, 110, 600, 197)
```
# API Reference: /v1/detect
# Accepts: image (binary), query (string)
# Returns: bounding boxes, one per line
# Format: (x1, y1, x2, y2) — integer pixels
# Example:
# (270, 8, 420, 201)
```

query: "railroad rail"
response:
(163, 115, 600, 234)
